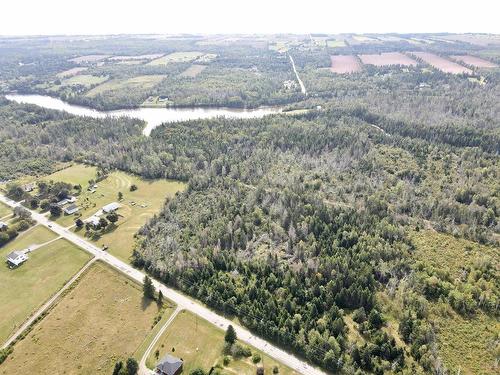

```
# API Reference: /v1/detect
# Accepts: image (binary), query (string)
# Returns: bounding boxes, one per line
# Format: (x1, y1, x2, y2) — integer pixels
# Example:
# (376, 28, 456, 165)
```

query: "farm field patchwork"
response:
(411, 52, 472, 74)
(69, 54, 110, 63)
(61, 74, 108, 87)
(85, 75, 166, 97)
(0, 237, 90, 344)
(108, 53, 164, 61)
(148, 51, 205, 65)
(330, 55, 362, 73)
(450, 55, 498, 68)
(358, 52, 417, 66)
(146, 310, 300, 375)
(0, 262, 168, 375)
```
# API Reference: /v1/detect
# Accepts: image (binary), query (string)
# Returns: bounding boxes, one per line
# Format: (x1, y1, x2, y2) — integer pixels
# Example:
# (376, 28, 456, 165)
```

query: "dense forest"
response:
(0, 34, 499, 374)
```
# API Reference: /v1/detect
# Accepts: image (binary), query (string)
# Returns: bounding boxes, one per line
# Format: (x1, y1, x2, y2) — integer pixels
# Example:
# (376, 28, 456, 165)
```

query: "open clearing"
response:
(69, 54, 110, 63)
(56, 67, 88, 78)
(330, 55, 362, 73)
(85, 75, 166, 97)
(0, 236, 90, 344)
(180, 64, 207, 77)
(108, 54, 164, 61)
(358, 52, 417, 66)
(411, 52, 472, 74)
(450, 55, 498, 68)
(0, 225, 57, 253)
(148, 51, 205, 66)
(146, 310, 300, 375)
(327, 40, 346, 48)
(412, 231, 499, 374)
(61, 74, 108, 87)
(42, 164, 185, 261)
(0, 262, 167, 375)
(0, 202, 10, 218)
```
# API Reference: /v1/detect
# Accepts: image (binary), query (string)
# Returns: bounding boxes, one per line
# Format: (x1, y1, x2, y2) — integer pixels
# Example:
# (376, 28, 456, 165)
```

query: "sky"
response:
(1, 0, 499, 36)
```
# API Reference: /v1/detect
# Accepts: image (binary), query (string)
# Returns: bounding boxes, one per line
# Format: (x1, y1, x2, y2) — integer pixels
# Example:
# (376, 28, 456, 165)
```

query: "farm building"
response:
(57, 198, 69, 207)
(64, 204, 79, 215)
(0, 221, 7, 230)
(102, 202, 120, 213)
(155, 355, 183, 375)
(6, 251, 28, 267)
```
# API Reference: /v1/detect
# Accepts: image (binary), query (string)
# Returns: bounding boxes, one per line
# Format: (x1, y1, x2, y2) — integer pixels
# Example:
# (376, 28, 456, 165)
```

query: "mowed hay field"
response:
(56, 67, 88, 78)
(359, 52, 417, 66)
(180, 64, 207, 77)
(0, 201, 10, 218)
(0, 262, 164, 375)
(330, 55, 362, 73)
(412, 231, 499, 374)
(148, 51, 205, 65)
(146, 310, 300, 375)
(450, 55, 498, 68)
(42, 164, 185, 260)
(61, 74, 108, 88)
(0, 235, 90, 344)
(85, 75, 166, 98)
(411, 52, 472, 74)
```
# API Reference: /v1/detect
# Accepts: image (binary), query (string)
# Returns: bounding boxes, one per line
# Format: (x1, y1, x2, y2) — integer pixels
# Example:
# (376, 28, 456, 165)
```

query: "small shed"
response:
(155, 354, 183, 375)
(6, 251, 28, 267)
(0, 221, 7, 230)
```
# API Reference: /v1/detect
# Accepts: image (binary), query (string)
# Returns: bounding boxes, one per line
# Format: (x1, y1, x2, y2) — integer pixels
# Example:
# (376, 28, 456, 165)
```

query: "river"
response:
(5, 94, 282, 136)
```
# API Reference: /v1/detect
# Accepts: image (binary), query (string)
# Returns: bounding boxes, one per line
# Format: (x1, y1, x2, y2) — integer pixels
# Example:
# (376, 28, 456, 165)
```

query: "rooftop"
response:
(156, 354, 183, 375)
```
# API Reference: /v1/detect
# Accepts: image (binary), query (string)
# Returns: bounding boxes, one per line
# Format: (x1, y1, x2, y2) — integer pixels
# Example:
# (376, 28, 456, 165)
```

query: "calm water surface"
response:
(6, 94, 282, 136)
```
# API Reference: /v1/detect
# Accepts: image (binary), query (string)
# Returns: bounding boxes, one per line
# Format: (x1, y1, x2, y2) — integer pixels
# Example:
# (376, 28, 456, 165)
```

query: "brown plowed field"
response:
(330, 55, 362, 73)
(359, 52, 417, 66)
(411, 52, 472, 74)
(450, 55, 498, 68)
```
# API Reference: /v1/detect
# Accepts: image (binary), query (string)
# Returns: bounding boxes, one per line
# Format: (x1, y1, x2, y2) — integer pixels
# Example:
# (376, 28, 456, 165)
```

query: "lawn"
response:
(0, 237, 90, 344)
(42, 163, 98, 187)
(0, 202, 10, 218)
(148, 51, 205, 66)
(146, 310, 300, 375)
(85, 75, 166, 97)
(65, 170, 185, 261)
(0, 225, 57, 253)
(0, 262, 170, 375)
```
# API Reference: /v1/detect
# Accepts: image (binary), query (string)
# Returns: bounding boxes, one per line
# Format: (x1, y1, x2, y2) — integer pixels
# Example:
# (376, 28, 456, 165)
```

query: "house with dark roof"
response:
(0, 221, 7, 231)
(155, 354, 183, 375)
(6, 251, 28, 267)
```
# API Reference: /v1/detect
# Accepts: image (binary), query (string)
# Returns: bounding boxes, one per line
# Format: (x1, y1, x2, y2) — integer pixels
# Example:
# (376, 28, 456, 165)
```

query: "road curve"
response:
(0, 194, 326, 375)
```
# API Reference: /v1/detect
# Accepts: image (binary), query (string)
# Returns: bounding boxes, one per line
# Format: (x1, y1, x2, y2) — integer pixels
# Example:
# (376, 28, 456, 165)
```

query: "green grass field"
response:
(42, 163, 98, 187)
(180, 64, 207, 77)
(43, 164, 185, 261)
(85, 75, 166, 97)
(0, 262, 169, 375)
(146, 310, 300, 375)
(61, 74, 108, 87)
(327, 40, 346, 48)
(0, 225, 57, 253)
(148, 51, 205, 66)
(0, 237, 91, 344)
(0, 202, 10, 218)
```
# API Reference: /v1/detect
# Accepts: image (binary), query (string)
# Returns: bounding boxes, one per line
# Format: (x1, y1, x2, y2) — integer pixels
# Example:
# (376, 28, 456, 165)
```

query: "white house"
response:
(84, 215, 101, 228)
(102, 202, 120, 213)
(6, 251, 28, 267)
(0, 221, 7, 230)
(64, 204, 79, 215)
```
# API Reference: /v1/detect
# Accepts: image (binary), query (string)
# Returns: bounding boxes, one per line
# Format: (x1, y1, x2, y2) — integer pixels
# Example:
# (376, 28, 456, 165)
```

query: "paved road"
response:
(139, 307, 181, 375)
(0, 194, 326, 375)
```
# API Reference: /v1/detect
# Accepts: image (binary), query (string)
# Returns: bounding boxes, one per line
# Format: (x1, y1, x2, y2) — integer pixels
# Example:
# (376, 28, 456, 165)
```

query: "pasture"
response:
(330, 55, 362, 73)
(411, 52, 472, 74)
(0, 262, 166, 375)
(0, 236, 90, 344)
(146, 310, 300, 375)
(327, 40, 346, 48)
(56, 67, 88, 78)
(180, 64, 207, 77)
(148, 51, 205, 66)
(61, 74, 108, 88)
(450, 55, 498, 68)
(108, 54, 164, 61)
(0, 202, 10, 218)
(85, 75, 166, 98)
(359, 52, 417, 66)
(42, 164, 185, 261)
